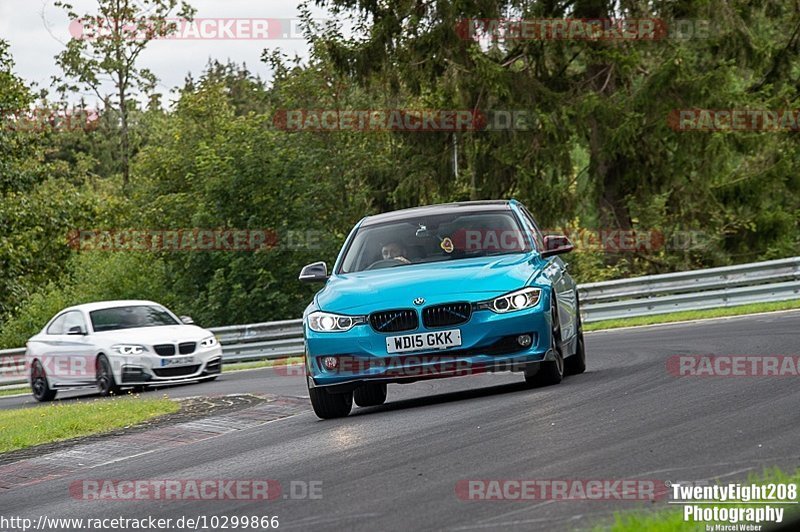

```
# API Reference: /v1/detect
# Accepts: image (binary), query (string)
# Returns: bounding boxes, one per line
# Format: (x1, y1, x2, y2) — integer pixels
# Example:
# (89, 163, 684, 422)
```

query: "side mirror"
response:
(180, 316, 194, 325)
(299, 261, 329, 282)
(67, 325, 86, 335)
(541, 235, 574, 258)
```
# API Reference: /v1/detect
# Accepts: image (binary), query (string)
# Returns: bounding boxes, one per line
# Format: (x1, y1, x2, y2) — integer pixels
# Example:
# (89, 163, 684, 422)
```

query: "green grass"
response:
(594, 467, 800, 531)
(0, 396, 179, 453)
(223, 356, 303, 372)
(585, 299, 800, 332)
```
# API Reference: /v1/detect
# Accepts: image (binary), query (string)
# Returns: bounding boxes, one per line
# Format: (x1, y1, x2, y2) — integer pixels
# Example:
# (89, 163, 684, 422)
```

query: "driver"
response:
(381, 241, 411, 263)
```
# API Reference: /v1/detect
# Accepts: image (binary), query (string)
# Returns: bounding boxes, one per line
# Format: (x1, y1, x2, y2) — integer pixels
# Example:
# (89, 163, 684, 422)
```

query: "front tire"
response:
(96, 355, 121, 397)
(308, 385, 353, 419)
(525, 301, 564, 387)
(354, 383, 387, 407)
(31, 360, 57, 402)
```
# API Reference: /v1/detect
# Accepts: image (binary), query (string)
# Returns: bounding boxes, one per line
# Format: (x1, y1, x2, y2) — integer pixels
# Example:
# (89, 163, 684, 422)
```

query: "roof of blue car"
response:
(361, 200, 514, 226)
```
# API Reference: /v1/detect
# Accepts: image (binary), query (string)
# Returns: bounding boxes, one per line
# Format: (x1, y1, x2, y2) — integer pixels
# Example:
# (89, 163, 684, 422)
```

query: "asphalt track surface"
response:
(1, 310, 799, 531)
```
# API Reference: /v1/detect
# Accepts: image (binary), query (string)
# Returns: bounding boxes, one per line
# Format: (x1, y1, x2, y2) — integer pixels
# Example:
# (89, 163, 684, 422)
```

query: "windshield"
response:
(90, 305, 180, 332)
(338, 210, 531, 274)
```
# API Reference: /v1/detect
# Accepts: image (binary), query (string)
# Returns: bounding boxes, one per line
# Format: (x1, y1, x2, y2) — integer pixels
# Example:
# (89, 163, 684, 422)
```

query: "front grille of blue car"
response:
(369, 309, 418, 333)
(422, 302, 472, 328)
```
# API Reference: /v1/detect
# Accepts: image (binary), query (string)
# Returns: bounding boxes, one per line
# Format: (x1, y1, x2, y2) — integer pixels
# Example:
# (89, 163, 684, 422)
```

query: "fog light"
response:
(517, 334, 532, 347)
(322, 356, 339, 370)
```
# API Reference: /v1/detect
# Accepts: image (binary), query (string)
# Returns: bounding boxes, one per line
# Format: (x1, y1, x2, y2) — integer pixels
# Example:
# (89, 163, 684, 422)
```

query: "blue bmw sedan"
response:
(299, 200, 586, 418)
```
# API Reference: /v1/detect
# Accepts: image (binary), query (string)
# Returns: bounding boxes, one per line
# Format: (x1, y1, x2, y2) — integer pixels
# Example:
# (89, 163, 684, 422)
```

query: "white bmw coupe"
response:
(25, 300, 223, 401)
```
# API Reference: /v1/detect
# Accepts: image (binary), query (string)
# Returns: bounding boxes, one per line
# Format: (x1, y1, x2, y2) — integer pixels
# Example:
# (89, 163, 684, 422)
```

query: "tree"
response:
(53, 0, 195, 187)
(0, 39, 35, 193)
(309, 0, 800, 272)
(183, 60, 271, 117)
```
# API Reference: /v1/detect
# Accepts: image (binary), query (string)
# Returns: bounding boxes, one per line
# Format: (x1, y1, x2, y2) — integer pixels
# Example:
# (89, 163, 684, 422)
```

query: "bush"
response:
(0, 252, 173, 349)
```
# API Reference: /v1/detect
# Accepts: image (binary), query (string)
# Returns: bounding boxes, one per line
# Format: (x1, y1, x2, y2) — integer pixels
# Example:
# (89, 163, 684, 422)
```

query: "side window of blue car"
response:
(519, 206, 545, 251)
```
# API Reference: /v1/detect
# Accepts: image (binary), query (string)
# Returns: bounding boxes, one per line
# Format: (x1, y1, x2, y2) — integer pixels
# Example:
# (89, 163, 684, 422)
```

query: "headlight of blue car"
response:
(477, 287, 542, 313)
(307, 311, 367, 333)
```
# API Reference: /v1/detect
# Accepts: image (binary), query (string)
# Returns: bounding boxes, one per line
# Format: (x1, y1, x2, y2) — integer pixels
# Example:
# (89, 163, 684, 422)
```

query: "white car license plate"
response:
(386, 329, 462, 354)
(161, 356, 196, 367)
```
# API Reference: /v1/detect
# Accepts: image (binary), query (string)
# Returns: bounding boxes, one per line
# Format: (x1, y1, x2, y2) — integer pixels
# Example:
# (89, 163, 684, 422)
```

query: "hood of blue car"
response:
(315, 254, 545, 314)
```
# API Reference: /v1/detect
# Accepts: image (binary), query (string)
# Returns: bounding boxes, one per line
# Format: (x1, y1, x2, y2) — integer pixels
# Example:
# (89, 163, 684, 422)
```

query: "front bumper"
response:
(112, 346, 223, 386)
(305, 304, 553, 388)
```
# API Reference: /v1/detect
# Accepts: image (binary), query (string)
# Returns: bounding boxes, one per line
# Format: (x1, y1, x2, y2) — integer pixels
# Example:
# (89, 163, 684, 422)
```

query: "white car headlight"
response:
(307, 311, 366, 333)
(477, 287, 542, 313)
(200, 336, 219, 348)
(112, 344, 148, 355)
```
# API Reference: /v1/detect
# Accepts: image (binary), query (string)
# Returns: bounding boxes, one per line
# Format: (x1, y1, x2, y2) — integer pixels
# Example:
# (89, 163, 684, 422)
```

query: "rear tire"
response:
(308, 385, 353, 419)
(525, 301, 564, 387)
(564, 312, 587, 376)
(31, 360, 57, 402)
(96, 355, 121, 397)
(354, 383, 387, 407)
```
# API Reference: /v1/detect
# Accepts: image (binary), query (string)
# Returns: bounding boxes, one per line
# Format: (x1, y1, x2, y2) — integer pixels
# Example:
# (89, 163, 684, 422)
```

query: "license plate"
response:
(386, 329, 462, 354)
(160, 356, 196, 367)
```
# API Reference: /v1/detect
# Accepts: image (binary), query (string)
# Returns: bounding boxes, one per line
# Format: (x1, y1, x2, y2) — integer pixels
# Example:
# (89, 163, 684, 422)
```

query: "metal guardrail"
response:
(2, 257, 798, 387)
(578, 257, 800, 322)
(210, 319, 304, 363)
(0, 348, 26, 386)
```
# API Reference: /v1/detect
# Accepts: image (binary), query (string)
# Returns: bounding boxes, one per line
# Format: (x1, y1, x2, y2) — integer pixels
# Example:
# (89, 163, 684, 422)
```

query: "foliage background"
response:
(0, 0, 798, 347)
